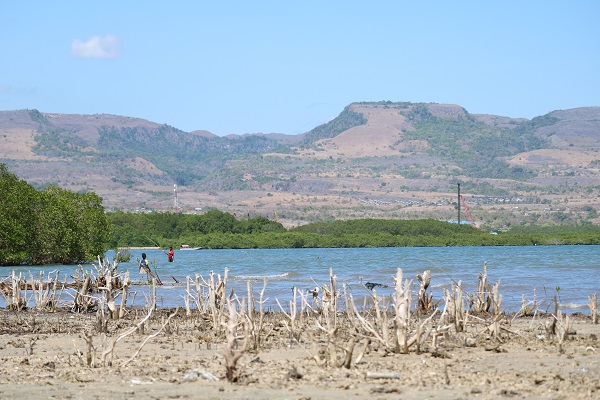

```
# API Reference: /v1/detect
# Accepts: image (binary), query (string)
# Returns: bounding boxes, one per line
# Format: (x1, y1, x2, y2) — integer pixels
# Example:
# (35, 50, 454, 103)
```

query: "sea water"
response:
(3, 245, 599, 314)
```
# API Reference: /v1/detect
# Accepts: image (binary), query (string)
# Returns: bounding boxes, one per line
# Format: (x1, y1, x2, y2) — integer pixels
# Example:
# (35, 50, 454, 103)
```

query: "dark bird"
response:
(307, 286, 320, 299)
(365, 282, 389, 291)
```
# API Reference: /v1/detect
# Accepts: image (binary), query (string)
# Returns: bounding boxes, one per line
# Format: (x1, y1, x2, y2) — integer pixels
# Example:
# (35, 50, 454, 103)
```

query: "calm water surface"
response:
(4, 245, 599, 314)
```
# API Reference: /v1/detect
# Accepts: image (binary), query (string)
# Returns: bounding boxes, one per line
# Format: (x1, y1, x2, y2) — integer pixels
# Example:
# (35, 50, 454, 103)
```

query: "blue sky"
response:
(1, 1, 599, 136)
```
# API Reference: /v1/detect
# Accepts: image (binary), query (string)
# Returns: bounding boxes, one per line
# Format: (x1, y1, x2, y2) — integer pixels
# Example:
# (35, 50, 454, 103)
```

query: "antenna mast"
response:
(173, 184, 179, 212)
(457, 183, 461, 224)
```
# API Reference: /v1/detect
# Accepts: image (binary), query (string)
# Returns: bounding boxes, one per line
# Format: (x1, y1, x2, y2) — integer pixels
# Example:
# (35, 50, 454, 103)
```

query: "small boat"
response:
(180, 245, 202, 250)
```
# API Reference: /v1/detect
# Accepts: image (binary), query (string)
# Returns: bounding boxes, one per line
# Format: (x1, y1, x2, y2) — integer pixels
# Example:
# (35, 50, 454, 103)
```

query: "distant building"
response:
(447, 219, 472, 225)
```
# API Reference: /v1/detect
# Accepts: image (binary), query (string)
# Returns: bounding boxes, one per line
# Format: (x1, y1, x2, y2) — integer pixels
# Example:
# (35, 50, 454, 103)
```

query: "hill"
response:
(1, 103, 599, 230)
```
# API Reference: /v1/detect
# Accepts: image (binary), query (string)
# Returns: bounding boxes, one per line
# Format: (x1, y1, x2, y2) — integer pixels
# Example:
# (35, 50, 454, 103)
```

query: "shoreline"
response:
(0, 309, 597, 399)
(0, 251, 598, 398)
(120, 246, 160, 250)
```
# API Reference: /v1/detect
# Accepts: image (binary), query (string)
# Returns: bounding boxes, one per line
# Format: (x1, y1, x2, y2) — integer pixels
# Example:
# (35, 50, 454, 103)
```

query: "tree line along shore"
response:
(2, 163, 600, 266)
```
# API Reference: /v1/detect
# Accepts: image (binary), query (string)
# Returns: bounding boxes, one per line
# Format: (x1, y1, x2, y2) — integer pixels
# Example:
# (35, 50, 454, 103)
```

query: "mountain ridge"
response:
(1, 102, 599, 230)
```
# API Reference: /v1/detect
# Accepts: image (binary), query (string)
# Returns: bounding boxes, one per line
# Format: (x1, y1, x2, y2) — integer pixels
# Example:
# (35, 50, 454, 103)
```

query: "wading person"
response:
(139, 252, 150, 274)
(138, 252, 163, 285)
(167, 247, 175, 262)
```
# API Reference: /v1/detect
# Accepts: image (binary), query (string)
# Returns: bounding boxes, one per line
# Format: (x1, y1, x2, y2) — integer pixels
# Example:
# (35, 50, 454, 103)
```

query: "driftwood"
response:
(588, 294, 598, 324)
(119, 271, 131, 319)
(520, 290, 537, 317)
(72, 281, 178, 368)
(348, 268, 450, 357)
(394, 268, 411, 353)
(0, 271, 64, 310)
(473, 262, 491, 313)
(139, 264, 162, 286)
(1, 272, 27, 311)
(276, 286, 299, 344)
(221, 298, 249, 382)
(417, 270, 433, 312)
(207, 269, 229, 334)
(3, 263, 586, 379)
(246, 279, 271, 350)
(554, 309, 572, 353)
(308, 325, 359, 368)
(72, 275, 97, 312)
(445, 280, 467, 332)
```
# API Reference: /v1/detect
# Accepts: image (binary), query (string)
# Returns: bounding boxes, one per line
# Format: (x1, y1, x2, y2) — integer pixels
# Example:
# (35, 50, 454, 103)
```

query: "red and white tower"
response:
(173, 184, 179, 212)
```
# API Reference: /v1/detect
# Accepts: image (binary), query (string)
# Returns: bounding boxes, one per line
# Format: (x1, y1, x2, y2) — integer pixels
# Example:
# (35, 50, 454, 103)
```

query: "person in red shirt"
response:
(167, 247, 175, 262)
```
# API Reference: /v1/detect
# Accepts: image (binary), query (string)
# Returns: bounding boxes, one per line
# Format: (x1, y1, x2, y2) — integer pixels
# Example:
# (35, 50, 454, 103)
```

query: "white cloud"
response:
(71, 35, 120, 59)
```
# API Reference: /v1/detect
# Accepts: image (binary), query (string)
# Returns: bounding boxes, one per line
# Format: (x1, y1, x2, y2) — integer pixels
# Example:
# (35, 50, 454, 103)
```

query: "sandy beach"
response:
(0, 306, 598, 400)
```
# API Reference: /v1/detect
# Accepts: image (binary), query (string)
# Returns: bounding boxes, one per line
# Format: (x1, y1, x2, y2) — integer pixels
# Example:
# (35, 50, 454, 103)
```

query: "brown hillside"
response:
(44, 113, 165, 142)
(293, 103, 423, 158)
(0, 128, 46, 160)
(1, 104, 599, 229)
(319, 104, 412, 157)
(542, 107, 600, 150)
(189, 130, 218, 138)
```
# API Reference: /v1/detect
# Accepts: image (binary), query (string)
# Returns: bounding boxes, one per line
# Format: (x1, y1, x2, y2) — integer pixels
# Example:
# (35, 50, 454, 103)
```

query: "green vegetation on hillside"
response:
(301, 105, 367, 146)
(21, 104, 575, 196)
(96, 125, 286, 186)
(31, 110, 93, 157)
(11, 105, 599, 229)
(401, 105, 552, 180)
(0, 164, 109, 265)
(28, 108, 289, 187)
